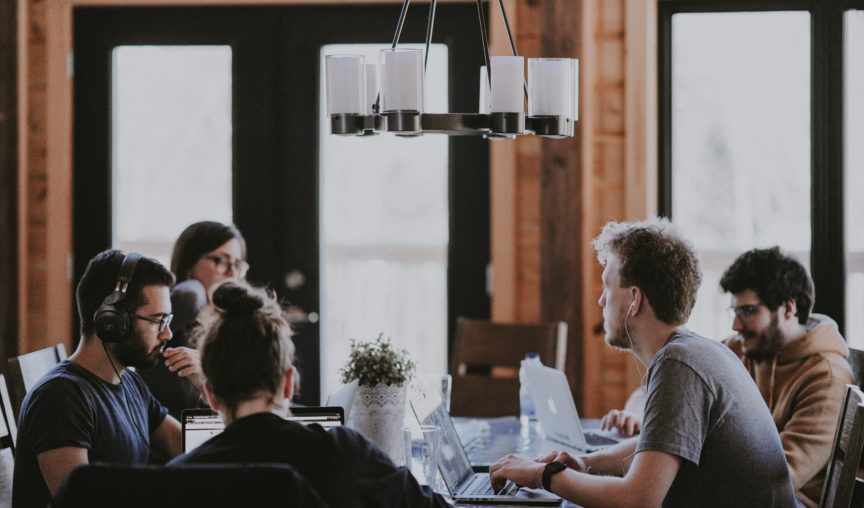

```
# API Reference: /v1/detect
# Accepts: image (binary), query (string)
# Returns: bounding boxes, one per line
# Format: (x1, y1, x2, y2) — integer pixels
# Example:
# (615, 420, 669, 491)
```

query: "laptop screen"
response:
(410, 388, 474, 492)
(181, 406, 345, 453)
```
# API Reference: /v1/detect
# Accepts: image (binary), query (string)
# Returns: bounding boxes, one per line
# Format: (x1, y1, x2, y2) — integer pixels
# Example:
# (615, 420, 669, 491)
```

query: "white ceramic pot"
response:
(350, 383, 407, 462)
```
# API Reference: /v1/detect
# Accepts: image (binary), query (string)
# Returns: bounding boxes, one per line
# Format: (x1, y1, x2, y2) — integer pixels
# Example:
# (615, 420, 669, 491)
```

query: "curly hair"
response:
(190, 281, 295, 414)
(720, 246, 813, 324)
(593, 218, 702, 325)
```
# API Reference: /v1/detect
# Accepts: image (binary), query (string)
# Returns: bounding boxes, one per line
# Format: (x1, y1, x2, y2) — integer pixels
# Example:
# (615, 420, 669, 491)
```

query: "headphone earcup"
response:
(94, 294, 131, 343)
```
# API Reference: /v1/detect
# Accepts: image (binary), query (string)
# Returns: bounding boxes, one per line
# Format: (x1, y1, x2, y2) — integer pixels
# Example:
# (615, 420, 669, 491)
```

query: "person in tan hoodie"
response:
(601, 246, 854, 508)
(719, 246, 854, 508)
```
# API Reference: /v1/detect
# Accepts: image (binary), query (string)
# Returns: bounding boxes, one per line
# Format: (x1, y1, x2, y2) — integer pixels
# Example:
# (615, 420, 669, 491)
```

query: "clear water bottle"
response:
(519, 352, 542, 425)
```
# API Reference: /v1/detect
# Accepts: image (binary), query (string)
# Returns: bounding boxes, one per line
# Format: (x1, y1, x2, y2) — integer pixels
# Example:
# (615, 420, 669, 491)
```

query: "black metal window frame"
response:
(659, 0, 864, 334)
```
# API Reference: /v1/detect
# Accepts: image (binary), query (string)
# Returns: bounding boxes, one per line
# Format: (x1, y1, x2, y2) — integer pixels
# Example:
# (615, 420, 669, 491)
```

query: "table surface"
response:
(442, 416, 611, 508)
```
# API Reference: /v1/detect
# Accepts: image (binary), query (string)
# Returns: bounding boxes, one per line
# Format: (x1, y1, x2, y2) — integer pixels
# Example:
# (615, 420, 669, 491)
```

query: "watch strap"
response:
(542, 460, 567, 491)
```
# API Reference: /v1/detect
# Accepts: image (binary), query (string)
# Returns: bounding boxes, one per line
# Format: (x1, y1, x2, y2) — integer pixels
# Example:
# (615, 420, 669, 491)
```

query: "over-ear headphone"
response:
(93, 252, 142, 343)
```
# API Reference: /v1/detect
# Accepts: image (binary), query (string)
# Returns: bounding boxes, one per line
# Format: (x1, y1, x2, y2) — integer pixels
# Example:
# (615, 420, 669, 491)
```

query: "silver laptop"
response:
(181, 407, 345, 453)
(325, 379, 359, 424)
(524, 364, 621, 452)
(410, 388, 561, 505)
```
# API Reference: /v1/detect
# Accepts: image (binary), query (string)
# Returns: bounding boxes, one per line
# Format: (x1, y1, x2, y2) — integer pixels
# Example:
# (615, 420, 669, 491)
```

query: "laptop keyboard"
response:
(585, 432, 618, 447)
(465, 475, 517, 496)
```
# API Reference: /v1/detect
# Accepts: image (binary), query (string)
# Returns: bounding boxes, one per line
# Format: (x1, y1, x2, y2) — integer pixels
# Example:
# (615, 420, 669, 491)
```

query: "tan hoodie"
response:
(724, 314, 854, 508)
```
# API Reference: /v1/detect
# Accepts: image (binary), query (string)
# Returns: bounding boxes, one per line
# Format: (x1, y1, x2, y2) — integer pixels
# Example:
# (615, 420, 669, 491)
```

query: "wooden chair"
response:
(54, 463, 328, 508)
(0, 375, 17, 452)
(7, 343, 68, 421)
(820, 384, 864, 508)
(449, 318, 567, 417)
(0, 375, 16, 506)
(848, 347, 864, 389)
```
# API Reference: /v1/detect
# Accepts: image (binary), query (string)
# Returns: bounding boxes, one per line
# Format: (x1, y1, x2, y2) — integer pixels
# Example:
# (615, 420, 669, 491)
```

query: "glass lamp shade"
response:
(479, 65, 491, 114)
(325, 54, 366, 115)
(365, 63, 379, 115)
(528, 58, 578, 119)
(380, 48, 425, 113)
(490, 56, 524, 113)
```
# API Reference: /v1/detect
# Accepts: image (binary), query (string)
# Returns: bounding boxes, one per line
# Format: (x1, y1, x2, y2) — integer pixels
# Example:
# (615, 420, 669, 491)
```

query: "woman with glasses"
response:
(168, 281, 449, 508)
(141, 221, 249, 420)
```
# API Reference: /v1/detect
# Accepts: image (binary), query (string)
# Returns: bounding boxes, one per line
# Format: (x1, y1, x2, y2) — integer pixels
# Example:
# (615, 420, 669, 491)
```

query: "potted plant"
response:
(340, 334, 415, 461)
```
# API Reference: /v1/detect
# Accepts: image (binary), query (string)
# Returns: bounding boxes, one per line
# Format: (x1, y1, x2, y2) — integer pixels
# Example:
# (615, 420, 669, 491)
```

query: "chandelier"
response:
(324, 0, 579, 139)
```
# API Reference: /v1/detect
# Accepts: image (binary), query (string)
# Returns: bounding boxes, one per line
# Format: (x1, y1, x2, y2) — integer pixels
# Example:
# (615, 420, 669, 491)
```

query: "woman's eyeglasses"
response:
(204, 255, 249, 277)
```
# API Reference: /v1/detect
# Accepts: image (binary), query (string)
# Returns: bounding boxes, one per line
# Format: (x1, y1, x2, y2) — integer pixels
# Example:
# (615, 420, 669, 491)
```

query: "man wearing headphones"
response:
(13, 250, 193, 507)
(490, 219, 796, 507)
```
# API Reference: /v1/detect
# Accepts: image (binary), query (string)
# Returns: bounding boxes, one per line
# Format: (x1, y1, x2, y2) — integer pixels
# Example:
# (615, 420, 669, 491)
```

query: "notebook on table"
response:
(524, 364, 621, 452)
(410, 388, 561, 505)
(181, 406, 345, 453)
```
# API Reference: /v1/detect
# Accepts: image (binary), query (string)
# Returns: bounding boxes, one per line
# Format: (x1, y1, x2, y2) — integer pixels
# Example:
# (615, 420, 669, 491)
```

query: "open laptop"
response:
(524, 364, 621, 452)
(410, 388, 561, 505)
(325, 378, 359, 424)
(181, 406, 345, 453)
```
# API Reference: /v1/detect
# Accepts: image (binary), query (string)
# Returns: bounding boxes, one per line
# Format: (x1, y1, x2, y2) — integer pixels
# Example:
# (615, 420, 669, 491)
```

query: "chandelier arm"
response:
(496, 0, 519, 57)
(424, 0, 438, 70)
(475, 0, 492, 88)
(495, 0, 528, 101)
(391, 0, 413, 49)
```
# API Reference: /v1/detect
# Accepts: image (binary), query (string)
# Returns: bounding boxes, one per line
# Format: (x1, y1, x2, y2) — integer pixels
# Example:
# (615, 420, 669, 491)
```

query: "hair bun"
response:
(212, 281, 264, 314)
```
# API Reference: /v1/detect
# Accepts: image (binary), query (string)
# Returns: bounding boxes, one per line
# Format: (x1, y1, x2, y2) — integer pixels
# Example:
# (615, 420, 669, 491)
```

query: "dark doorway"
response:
(73, 4, 489, 404)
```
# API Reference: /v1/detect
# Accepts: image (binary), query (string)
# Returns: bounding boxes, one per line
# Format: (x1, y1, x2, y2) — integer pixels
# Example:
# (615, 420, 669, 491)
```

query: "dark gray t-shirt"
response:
(12, 361, 168, 508)
(637, 329, 796, 507)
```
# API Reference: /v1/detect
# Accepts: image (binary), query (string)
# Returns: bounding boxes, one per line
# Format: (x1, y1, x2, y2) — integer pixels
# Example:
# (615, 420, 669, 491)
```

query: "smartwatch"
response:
(542, 461, 567, 491)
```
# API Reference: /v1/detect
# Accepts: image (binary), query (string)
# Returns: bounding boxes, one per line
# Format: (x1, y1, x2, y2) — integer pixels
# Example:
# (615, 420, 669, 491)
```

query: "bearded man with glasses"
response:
(718, 246, 854, 508)
(13, 250, 192, 507)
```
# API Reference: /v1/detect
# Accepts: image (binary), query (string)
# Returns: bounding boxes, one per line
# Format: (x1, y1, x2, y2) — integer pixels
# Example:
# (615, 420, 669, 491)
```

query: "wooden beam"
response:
(1, 0, 18, 361)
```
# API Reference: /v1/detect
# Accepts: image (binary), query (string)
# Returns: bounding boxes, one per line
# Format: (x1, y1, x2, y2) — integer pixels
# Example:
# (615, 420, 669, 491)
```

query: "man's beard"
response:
(742, 313, 784, 362)
(110, 329, 161, 370)
(605, 313, 633, 351)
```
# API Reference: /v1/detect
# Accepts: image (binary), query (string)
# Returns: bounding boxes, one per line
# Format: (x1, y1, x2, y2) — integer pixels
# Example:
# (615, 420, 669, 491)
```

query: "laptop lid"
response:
(181, 406, 345, 453)
(410, 388, 475, 496)
(523, 364, 590, 450)
(182, 408, 224, 454)
(410, 387, 562, 505)
(325, 379, 359, 424)
(288, 406, 344, 429)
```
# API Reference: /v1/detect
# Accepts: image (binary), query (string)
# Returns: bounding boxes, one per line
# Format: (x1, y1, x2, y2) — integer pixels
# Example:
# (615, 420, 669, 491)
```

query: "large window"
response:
(846, 10, 864, 346)
(660, 0, 864, 346)
(318, 44, 450, 398)
(112, 46, 233, 265)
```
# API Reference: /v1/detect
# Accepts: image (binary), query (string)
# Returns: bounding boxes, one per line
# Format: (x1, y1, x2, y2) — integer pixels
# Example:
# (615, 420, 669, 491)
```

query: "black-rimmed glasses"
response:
(204, 255, 249, 277)
(135, 313, 174, 333)
(727, 303, 764, 322)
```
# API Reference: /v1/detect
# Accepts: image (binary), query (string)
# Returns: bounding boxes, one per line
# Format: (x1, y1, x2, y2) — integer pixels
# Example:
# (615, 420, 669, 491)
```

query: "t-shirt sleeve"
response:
(637, 357, 715, 466)
(126, 371, 169, 434)
(24, 379, 96, 454)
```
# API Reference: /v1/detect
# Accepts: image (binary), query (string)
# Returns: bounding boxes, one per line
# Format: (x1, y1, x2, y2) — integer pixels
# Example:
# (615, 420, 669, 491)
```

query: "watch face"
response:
(548, 461, 566, 473)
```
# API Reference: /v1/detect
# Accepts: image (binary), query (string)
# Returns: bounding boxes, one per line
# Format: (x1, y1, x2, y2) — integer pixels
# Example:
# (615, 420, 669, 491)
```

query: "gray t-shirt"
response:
(637, 329, 796, 507)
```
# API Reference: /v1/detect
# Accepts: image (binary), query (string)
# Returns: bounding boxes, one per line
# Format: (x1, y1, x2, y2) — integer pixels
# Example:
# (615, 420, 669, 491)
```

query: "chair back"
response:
(820, 384, 864, 508)
(450, 318, 567, 417)
(0, 375, 15, 507)
(848, 347, 864, 389)
(7, 343, 68, 421)
(54, 463, 328, 508)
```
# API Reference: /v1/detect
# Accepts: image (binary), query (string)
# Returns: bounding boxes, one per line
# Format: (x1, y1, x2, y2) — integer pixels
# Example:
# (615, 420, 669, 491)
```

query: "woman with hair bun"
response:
(168, 282, 448, 508)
